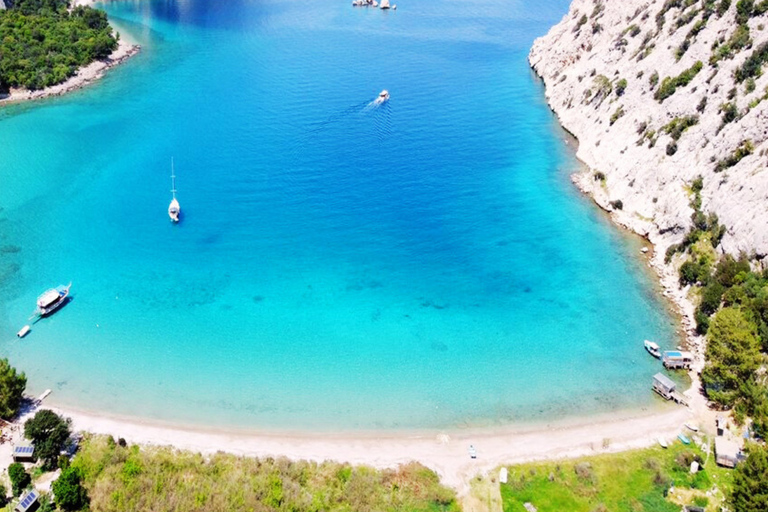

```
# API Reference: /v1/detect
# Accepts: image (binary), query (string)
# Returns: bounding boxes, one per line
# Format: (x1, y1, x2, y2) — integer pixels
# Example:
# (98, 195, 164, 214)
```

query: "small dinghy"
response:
(658, 437, 668, 448)
(678, 433, 691, 445)
(685, 423, 699, 432)
(468, 444, 477, 459)
(17, 325, 30, 338)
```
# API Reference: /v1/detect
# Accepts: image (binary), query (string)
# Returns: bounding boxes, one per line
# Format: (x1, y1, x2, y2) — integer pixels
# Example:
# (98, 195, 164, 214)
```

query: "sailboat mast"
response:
(171, 157, 177, 199)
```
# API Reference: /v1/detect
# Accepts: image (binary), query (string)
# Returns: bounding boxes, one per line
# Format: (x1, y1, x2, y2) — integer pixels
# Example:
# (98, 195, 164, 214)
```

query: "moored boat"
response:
(644, 340, 661, 358)
(17, 325, 30, 338)
(678, 433, 691, 445)
(36, 283, 71, 317)
(169, 158, 180, 222)
(658, 437, 668, 448)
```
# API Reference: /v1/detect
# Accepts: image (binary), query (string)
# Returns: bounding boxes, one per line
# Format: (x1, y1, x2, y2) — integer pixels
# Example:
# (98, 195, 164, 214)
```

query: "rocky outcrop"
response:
(530, 0, 768, 260)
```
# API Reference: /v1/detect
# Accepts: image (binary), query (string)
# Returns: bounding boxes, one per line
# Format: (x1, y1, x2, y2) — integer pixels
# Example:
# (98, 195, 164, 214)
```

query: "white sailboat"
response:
(168, 158, 180, 222)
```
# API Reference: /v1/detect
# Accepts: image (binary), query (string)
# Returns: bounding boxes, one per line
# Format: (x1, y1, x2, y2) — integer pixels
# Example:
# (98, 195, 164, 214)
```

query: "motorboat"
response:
(644, 340, 661, 358)
(375, 89, 390, 104)
(17, 325, 30, 338)
(169, 158, 180, 222)
(36, 283, 71, 317)
(658, 437, 668, 448)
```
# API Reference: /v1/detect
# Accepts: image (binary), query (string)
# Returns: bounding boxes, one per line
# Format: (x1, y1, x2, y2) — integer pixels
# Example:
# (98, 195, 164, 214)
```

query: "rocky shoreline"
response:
(525, 0, 767, 414)
(0, 38, 140, 106)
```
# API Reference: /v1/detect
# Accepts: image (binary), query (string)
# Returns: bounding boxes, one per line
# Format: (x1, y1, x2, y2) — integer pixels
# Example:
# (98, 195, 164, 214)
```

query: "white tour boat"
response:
(375, 89, 390, 104)
(36, 283, 71, 317)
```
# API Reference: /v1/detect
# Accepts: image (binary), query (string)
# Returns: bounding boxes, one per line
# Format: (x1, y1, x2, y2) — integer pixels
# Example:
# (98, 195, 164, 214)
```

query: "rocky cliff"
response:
(530, 0, 768, 260)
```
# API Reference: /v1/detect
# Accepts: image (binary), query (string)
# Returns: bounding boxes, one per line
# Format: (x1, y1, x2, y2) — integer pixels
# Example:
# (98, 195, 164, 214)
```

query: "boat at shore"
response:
(643, 340, 661, 358)
(35, 283, 71, 317)
(169, 158, 180, 222)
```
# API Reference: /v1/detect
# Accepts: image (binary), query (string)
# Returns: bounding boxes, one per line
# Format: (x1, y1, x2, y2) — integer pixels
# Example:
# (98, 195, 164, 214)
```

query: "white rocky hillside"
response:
(530, 0, 768, 260)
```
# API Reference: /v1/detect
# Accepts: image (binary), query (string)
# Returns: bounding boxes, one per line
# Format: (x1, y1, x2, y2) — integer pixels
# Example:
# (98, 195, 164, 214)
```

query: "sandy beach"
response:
(11, 402, 686, 494)
(0, 38, 139, 106)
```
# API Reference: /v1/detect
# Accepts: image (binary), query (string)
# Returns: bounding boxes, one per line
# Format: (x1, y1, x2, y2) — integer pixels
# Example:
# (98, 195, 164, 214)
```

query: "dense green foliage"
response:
(729, 443, 768, 512)
(499, 442, 730, 512)
(52, 467, 90, 511)
(25, 409, 72, 470)
(736, 42, 768, 83)
(0, 358, 26, 420)
(8, 462, 31, 497)
(701, 307, 763, 405)
(665, 177, 725, 267)
(654, 61, 703, 101)
(0, 0, 117, 90)
(69, 435, 459, 512)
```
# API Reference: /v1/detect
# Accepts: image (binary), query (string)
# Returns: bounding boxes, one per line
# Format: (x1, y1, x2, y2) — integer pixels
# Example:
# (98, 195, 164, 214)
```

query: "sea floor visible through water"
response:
(0, 0, 680, 431)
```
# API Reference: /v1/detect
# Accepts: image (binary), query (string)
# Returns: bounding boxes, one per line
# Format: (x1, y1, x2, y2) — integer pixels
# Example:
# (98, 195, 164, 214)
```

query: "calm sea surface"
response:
(0, 0, 678, 431)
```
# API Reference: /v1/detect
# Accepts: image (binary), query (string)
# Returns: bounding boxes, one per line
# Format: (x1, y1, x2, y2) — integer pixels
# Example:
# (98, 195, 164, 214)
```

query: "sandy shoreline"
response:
(0, 38, 140, 106)
(22, 402, 689, 493)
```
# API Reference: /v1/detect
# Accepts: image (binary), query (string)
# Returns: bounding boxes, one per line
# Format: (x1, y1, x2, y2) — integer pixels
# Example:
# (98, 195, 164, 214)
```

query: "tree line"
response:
(0, 0, 117, 91)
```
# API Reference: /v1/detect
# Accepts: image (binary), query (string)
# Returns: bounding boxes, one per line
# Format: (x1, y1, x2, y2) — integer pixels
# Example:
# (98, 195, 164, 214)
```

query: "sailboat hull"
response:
(169, 198, 180, 222)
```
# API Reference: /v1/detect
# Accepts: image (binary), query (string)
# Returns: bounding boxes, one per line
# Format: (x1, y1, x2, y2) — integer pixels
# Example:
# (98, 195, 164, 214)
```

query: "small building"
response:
(715, 437, 742, 468)
(652, 372, 676, 400)
(662, 350, 693, 370)
(12, 443, 35, 463)
(15, 490, 38, 512)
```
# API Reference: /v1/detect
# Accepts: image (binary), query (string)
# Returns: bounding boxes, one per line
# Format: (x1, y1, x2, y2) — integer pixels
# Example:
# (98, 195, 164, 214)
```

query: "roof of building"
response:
(715, 437, 741, 458)
(653, 372, 676, 390)
(15, 490, 38, 512)
(12, 443, 34, 457)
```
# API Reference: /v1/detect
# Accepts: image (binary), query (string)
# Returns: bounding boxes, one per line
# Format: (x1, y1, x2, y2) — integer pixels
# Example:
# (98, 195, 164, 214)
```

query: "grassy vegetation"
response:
(499, 442, 733, 512)
(63, 435, 459, 512)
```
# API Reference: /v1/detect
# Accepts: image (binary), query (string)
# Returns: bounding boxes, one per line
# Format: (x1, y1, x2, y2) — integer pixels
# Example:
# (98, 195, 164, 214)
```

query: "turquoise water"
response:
(0, 0, 678, 431)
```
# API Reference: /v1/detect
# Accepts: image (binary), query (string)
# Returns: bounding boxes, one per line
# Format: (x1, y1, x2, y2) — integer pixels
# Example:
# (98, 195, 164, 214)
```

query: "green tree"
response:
(0, 358, 26, 420)
(52, 467, 89, 512)
(730, 443, 768, 512)
(701, 307, 763, 405)
(8, 462, 31, 497)
(24, 409, 72, 470)
(0, 482, 7, 507)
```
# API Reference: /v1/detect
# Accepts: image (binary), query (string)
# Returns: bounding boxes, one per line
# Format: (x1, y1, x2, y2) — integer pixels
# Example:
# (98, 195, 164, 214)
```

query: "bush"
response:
(736, 41, 768, 82)
(8, 463, 31, 497)
(715, 140, 754, 171)
(615, 78, 628, 96)
(663, 115, 699, 140)
(52, 467, 89, 512)
(0, 358, 26, 420)
(0, 483, 7, 507)
(609, 199, 623, 210)
(666, 141, 678, 155)
(655, 61, 703, 101)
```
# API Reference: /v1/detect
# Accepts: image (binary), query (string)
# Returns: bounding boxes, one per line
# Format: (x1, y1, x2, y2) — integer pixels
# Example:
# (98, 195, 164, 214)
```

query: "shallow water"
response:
(0, 0, 678, 431)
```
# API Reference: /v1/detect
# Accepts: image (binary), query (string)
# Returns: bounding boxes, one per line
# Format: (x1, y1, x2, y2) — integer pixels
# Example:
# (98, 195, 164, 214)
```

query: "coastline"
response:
(43, 402, 690, 493)
(0, 38, 140, 106)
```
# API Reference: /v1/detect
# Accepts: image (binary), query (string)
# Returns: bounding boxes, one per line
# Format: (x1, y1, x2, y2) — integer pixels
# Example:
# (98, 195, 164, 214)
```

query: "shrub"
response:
(715, 140, 754, 171)
(609, 199, 623, 210)
(594, 171, 606, 181)
(655, 61, 703, 101)
(663, 115, 699, 140)
(649, 71, 659, 86)
(8, 463, 31, 497)
(666, 141, 678, 155)
(615, 78, 628, 96)
(610, 106, 625, 125)
(735, 41, 768, 82)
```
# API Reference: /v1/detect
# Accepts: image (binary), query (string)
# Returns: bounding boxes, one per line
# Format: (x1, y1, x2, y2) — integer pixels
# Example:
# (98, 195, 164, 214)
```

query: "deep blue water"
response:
(0, 0, 678, 431)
